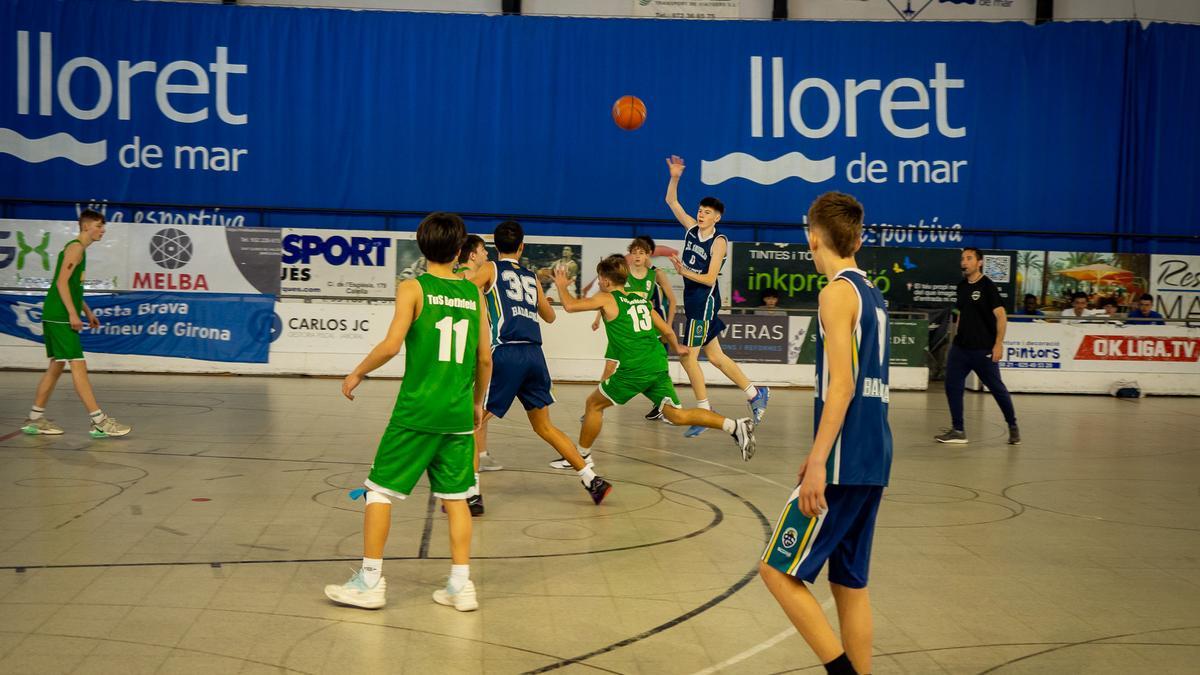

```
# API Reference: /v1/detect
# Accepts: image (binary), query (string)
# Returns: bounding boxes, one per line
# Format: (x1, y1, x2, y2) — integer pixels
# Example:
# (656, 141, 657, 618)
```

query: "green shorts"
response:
(365, 424, 476, 500)
(598, 368, 681, 409)
(42, 321, 84, 361)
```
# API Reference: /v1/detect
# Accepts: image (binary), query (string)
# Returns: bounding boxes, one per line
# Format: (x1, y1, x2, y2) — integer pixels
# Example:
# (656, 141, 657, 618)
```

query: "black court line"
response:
(203, 474, 244, 481)
(417, 491, 437, 559)
(522, 452, 773, 674)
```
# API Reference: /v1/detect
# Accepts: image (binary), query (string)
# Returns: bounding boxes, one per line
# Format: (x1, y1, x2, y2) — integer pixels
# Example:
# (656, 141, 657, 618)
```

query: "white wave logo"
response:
(13, 301, 45, 337)
(700, 152, 836, 186)
(0, 128, 107, 166)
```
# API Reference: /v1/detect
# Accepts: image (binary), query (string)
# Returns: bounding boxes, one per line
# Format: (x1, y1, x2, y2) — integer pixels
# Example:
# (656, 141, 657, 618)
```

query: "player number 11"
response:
(435, 317, 470, 363)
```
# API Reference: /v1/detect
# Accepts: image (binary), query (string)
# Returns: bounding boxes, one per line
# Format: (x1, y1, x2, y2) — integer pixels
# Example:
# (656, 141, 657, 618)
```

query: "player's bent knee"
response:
(365, 490, 391, 506)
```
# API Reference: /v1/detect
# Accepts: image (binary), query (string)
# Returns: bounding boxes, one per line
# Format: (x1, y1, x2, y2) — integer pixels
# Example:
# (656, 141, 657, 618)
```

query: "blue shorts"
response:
(683, 287, 724, 348)
(761, 484, 883, 589)
(485, 343, 555, 418)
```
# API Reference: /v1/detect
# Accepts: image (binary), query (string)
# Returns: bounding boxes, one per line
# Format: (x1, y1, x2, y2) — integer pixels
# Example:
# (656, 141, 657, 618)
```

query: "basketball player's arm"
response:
(81, 300, 99, 329)
(342, 279, 419, 400)
(664, 155, 698, 229)
(651, 309, 688, 356)
(56, 245, 85, 331)
(798, 281, 858, 518)
(535, 281, 557, 323)
(474, 286, 494, 427)
(671, 237, 725, 288)
(553, 268, 610, 314)
(655, 268, 678, 326)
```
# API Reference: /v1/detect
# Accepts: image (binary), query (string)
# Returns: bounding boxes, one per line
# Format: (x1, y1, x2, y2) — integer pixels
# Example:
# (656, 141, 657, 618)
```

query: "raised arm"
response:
(664, 155, 697, 229)
(554, 267, 615, 318)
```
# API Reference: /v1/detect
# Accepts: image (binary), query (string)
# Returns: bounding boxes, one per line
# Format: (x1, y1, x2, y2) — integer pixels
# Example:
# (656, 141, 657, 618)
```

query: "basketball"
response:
(612, 95, 647, 131)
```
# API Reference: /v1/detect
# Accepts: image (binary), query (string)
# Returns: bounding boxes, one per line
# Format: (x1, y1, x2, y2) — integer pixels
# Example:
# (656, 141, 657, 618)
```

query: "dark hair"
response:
(628, 236, 655, 254)
(1071, 291, 1089, 302)
(458, 234, 485, 264)
(1139, 293, 1154, 302)
(416, 212, 467, 264)
(597, 254, 628, 286)
(493, 220, 524, 254)
(1023, 293, 1038, 301)
(1100, 297, 1118, 308)
(807, 192, 863, 258)
(699, 196, 724, 215)
(962, 246, 984, 261)
(79, 209, 105, 226)
(761, 288, 780, 299)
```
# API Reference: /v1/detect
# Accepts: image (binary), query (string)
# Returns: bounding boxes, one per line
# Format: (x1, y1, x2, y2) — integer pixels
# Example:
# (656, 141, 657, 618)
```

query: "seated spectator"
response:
(756, 288, 787, 315)
(1098, 297, 1124, 325)
(1060, 291, 1100, 324)
(1126, 293, 1166, 325)
(1010, 294, 1045, 322)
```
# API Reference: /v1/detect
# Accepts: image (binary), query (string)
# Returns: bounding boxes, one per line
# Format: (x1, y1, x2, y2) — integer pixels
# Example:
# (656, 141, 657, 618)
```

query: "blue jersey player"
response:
(471, 221, 612, 510)
(664, 155, 769, 437)
(759, 193, 893, 675)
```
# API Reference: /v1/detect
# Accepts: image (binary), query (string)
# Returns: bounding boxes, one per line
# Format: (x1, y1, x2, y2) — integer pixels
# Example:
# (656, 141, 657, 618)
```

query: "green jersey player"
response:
(325, 212, 492, 612)
(554, 255, 756, 465)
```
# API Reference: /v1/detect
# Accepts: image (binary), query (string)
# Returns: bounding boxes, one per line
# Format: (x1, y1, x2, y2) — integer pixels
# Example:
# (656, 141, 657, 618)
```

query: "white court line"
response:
(687, 597, 836, 675)
(615, 440, 833, 674)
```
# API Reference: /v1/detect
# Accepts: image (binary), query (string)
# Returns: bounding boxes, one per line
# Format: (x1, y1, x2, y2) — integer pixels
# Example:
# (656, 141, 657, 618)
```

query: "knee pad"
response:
(365, 490, 391, 506)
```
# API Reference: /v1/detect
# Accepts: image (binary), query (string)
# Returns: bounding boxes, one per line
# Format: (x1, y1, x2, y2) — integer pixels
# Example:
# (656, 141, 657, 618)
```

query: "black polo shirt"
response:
(954, 275, 1004, 349)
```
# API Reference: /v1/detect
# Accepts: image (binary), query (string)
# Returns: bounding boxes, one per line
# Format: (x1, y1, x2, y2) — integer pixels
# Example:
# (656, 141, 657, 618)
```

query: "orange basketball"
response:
(612, 95, 647, 131)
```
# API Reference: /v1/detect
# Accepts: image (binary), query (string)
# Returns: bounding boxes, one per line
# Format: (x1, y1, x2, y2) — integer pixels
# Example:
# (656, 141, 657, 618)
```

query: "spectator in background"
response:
(1059, 291, 1099, 324)
(1127, 293, 1166, 325)
(1098, 297, 1124, 325)
(756, 288, 787, 316)
(1010, 294, 1045, 323)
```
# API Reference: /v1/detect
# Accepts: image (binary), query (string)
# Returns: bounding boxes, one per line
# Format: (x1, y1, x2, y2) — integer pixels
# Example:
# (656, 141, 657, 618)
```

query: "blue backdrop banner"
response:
(0, 292, 273, 363)
(0, 1, 1193, 247)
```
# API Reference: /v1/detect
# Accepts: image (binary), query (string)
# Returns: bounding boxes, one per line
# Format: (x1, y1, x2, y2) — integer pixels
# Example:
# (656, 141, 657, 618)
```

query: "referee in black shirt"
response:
(936, 247, 1020, 445)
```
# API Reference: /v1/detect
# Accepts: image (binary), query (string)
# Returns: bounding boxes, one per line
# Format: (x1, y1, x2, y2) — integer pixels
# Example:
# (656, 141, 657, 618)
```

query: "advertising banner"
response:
(732, 243, 1015, 310)
(0, 292, 273, 362)
(280, 228, 396, 298)
(790, 316, 928, 367)
(671, 312, 789, 363)
(271, 301, 395, 354)
(4, 1, 1169, 247)
(0, 219, 126, 291)
(1150, 254, 1200, 322)
(1001, 322, 1200, 374)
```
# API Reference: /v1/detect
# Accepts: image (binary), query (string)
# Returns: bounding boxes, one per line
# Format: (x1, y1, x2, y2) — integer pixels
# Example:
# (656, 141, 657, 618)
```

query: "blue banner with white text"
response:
(0, 1, 1195, 250)
(0, 292, 273, 363)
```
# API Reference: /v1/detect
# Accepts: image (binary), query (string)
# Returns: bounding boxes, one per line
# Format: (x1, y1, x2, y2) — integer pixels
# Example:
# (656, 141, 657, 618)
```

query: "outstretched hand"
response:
(666, 155, 685, 178)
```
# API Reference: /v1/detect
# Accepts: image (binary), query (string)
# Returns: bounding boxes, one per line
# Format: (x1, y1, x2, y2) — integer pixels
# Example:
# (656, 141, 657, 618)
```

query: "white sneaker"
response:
(324, 569, 386, 609)
(90, 416, 131, 438)
(731, 418, 756, 461)
(433, 579, 478, 612)
(22, 417, 63, 435)
(549, 453, 593, 470)
(479, 452, 503, 472)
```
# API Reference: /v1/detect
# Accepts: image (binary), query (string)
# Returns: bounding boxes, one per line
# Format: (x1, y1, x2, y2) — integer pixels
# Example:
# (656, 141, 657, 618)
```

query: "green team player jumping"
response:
(325, 212, 492, 612)
(553, 255, 756, 463)
(22, 209, 131, 438)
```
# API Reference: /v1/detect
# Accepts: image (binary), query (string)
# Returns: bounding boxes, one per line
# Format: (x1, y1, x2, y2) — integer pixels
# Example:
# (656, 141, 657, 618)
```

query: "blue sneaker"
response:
(324, 569, 386, 609)
(684, 425, 706, 438)
(749, 387, 770, 424)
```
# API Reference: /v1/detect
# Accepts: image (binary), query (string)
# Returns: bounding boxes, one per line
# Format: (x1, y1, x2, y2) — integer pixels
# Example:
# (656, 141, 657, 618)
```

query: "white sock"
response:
(29, 406, 44, 421)
(467, 473, 481, 498)
(743, 385, 758, 401)
(578, 466, 597, 484)
(722, 418, 736, 434)
(89, 409, 106, 424)
(361, 557, 383, 586)
(579, 446, 591, 458)
(697, 399, 711, 411)
(448, 564, 470, 592)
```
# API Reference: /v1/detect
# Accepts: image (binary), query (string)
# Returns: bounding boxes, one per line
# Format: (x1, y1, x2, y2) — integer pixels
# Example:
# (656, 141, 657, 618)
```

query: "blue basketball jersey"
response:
(681, 225, 724, 314)
(815, 268, 893, 486)
(485, 259, 543, 346)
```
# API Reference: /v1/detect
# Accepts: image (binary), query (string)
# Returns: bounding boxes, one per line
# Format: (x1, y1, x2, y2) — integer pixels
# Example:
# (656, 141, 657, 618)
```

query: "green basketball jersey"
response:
(624, 267, 655, 297)
(603, 290, 667, 376)
(41, 240, 85, 323)
(391, 274, 481, 434)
